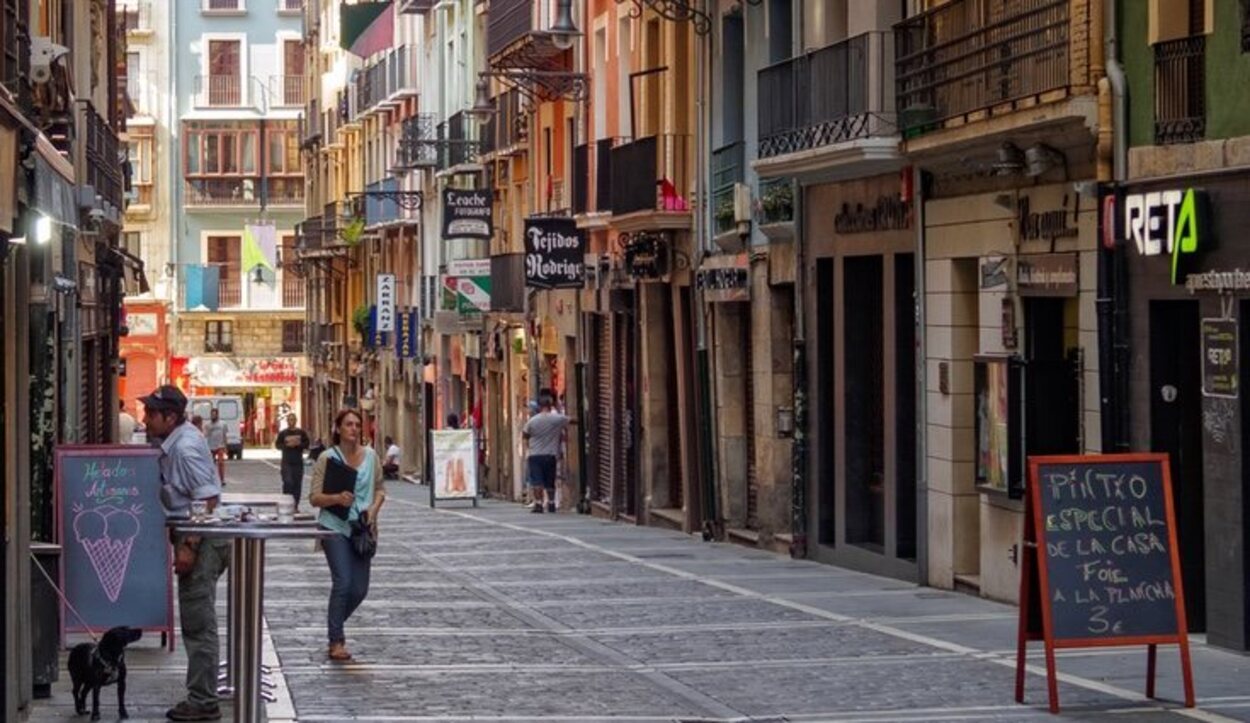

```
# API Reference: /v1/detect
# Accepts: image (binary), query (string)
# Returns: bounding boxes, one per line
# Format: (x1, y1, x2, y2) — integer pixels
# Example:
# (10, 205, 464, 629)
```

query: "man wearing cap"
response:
(139, 385, 228, 722)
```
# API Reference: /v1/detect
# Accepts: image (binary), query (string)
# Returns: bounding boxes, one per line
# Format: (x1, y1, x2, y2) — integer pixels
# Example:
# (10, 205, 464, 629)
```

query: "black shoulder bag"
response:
(350, 510, 377, 559)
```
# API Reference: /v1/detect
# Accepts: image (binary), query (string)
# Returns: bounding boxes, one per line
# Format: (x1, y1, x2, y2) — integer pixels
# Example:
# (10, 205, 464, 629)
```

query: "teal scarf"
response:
(319, 446, 376, 538)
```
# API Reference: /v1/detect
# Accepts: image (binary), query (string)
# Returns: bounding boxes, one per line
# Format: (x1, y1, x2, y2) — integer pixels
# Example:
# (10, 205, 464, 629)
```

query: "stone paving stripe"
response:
(410, 498, 1235, 720)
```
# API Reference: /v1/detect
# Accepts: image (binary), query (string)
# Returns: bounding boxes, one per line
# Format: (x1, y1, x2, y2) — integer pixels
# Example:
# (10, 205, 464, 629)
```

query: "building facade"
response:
(1101, 0, 1250, 651)
(2, 0, 128, 717)
(171, 0, 307, 443)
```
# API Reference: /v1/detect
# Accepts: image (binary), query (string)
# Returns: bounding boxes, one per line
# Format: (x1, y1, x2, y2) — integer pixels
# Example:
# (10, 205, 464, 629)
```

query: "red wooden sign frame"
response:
(1015, 453, 1194, 713)
(55, 445, 176, 652)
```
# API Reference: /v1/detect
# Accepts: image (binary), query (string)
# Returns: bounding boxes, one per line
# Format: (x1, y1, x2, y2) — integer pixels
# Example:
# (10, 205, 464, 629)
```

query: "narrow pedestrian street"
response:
(47, 458, 1237, 723)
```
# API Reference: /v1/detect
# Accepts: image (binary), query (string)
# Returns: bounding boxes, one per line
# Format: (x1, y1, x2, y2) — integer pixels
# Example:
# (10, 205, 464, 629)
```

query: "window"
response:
(282, 40, 304, 105)
(282, 320, 304, 353)
(122, 231, 146, 259)
(204, 0, 244, 12)
(279, 0, 302, 12)
(129, 132, 154, 205)
(267, 120, 302, 175)
(206, 39, 242, 105)
(184, 121, 259, 175)
(281, 234, 305, 307)
(207, 236, 241, 307)
(205, 321, 234, 353)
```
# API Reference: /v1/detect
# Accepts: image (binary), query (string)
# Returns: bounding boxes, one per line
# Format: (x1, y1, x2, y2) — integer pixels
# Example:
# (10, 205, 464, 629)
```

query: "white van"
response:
(188, 395, 244, 459)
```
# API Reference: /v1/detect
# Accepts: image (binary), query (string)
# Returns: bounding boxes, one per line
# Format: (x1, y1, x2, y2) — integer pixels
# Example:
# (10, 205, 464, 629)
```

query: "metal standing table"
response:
(170, 518, 333, 723)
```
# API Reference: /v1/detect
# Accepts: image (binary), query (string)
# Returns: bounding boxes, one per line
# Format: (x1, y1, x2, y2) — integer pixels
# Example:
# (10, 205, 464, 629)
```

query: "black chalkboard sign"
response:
(56, 446, 174, 645)
(1016, 453, 1193, 713)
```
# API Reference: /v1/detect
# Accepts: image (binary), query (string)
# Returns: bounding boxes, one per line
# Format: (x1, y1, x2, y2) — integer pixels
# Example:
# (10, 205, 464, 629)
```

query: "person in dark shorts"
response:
(522, 392, 569, 513)
(274, 414, 310, 510)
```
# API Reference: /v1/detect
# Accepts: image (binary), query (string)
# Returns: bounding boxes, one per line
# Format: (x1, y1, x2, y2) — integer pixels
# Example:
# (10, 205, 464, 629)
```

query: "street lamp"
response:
(466, 76, 495, 123)
(549, 0, 579, 50)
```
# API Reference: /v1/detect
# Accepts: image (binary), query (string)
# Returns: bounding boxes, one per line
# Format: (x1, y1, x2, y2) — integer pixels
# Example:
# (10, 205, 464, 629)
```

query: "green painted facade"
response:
(1120, 0, 1250, 147)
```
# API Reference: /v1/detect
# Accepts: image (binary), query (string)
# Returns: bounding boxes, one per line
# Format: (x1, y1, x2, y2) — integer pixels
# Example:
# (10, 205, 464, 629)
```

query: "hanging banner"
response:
(524, 217, 584, 289)
(376, 273, 396, 333)
(446, 259, 492, 314)
(442, 188, 493, 239)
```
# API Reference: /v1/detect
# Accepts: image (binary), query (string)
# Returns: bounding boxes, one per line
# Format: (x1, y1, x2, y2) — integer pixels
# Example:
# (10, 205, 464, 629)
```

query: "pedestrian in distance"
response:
(308, 408, 386, 662)
(523, 391, 569, 513)
(382, 436, 401, 480)
(117, 400, 137, 444)
(203, 408, 229, 485)
(137, 385, 228, 722)
(275, 413, 310, 511)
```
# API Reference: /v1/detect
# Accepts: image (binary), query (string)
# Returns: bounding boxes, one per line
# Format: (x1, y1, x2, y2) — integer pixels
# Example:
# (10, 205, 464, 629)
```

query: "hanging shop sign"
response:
(1201, 318, 1238, 398)
(1016, 195, 1080, 242)
(1122, 188, 1209, 283)
(524, 217, 585, 289)
(395, 308, 420, 359)
(446, 259, 492, 314)
(442, 188, 493, 239)
(376, 273, 396, 333)
(834, 194, 911, 234)
(621, 231, 671, 280)
(697, 253, 750, 302)
(1016, 253, 1078, 297)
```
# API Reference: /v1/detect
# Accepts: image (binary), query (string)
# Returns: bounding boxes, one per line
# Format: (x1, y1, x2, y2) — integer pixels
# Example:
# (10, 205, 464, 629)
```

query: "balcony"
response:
(610, 135, 692, 225)
(437, 112, 481, 172)
(362, 178, 416, 227)
(122, 0, 153, 35)
(195, 74, 244, 107)
(352, 46, 417, 120)
(711, 141, 744, 237)
(572, 136, 624, 219)
(895, 0, 1071, 137)
(204, 0, 244, 12)
(184, 177, 304, 207)
(756, 31, 898, 178)
(282, 273, 305, 307)
(279, 0, 302, 13)
(487, 0, 534, 60)
(395, 113, 438, 169)
(217, 276, 241, 308)
(273, 75, 305, 108)
(124, 71, 159, 118)
(78, 101, 125, 216)
(492, 89, 528, 153)
(1154, 36, 1206, 145)
(302, 98, 322, 148)
(573, 143, 588, 214)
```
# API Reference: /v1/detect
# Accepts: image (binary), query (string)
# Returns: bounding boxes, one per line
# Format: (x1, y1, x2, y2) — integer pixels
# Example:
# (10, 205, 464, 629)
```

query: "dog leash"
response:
(28, 550, 100, 644)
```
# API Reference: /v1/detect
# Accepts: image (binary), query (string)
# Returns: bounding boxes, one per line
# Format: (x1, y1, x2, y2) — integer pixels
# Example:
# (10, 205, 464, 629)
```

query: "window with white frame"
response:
(203, 0, 244, 12)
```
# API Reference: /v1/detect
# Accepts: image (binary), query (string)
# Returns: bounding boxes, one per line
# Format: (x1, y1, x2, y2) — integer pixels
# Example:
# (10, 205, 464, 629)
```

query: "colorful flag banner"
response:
(184, 265, 220, 311)
(243, 224, 277, 275)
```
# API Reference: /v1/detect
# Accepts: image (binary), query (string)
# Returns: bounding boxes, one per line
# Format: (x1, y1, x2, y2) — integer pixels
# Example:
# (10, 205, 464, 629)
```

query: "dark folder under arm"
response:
(322, 454, 357, 520)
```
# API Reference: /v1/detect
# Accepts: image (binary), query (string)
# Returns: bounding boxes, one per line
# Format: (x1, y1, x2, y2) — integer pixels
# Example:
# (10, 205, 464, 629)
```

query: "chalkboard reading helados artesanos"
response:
(56, 446, 174, 640)
(1035, 460, 1180, 640)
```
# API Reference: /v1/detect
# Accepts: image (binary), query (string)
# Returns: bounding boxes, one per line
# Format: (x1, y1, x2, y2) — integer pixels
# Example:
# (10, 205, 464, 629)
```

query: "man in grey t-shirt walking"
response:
(522, 392, 569, 513)
(204, 408, 229, 485)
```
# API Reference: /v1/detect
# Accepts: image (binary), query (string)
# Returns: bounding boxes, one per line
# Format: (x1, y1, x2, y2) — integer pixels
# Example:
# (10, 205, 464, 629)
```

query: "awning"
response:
(112, 247, 149, 295)
(32, 134, 78, 229)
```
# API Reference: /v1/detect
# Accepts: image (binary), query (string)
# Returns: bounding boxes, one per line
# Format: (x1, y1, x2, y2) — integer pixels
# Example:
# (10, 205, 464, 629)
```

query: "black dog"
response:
(68, 626, 142, 720)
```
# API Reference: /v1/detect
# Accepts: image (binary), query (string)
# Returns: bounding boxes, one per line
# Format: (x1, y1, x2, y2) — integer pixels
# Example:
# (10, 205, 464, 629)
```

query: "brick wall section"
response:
(1069, 0, 1093, 91)
(174, 315, 303, 357)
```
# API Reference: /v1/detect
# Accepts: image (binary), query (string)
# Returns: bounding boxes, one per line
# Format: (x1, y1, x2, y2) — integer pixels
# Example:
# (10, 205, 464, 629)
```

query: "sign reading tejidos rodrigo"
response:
(524, 217, 584, 289)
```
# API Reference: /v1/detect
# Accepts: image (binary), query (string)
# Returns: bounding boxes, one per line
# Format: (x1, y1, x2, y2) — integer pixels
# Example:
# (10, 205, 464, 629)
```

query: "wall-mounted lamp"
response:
(992, 142, 1025, 176)
(1025, 143, 1066, 178)
(466, 76, 495, 123)
(549, 0, 580, 50)
(34, 214, 52, 245)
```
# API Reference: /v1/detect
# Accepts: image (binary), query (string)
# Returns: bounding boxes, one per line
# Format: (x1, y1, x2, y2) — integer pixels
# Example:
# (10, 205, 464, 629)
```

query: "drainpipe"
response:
(694, 0, 720, 541)
(913, 164, 928, 584)
(169, 1, 180, 385)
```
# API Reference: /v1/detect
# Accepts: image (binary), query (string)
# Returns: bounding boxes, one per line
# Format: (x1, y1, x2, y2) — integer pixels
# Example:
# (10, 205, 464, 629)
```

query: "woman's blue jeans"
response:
(322, 533, 372, 644)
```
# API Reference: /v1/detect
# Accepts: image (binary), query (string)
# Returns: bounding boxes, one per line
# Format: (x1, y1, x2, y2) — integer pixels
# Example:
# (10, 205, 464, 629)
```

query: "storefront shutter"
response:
(594, 315, 612, 504)
(745, 317, 759, 530)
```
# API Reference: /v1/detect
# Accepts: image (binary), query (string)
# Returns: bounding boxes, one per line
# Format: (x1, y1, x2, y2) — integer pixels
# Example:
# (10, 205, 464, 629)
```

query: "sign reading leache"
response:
(524, 217, 585, 289)
(442, 189, 493, 239)
(1123, 188, 1208, 284)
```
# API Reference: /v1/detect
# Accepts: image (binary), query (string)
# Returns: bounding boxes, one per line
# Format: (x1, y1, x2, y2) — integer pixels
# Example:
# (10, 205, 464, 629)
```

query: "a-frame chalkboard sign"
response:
(1016, 453, 1194, 713)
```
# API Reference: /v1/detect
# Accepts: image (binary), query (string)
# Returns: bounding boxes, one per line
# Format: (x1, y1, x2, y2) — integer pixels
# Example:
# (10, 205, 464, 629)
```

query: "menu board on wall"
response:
(1201, 318, 1238, 398)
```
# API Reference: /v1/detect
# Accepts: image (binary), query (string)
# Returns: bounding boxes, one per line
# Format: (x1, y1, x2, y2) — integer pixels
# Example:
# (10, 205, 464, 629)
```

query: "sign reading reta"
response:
(1123, 188, 1208, 284)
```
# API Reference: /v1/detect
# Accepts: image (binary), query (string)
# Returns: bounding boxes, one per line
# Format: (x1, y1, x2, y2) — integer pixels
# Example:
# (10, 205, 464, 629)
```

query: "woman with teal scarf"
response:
(309, 408, 386, 661)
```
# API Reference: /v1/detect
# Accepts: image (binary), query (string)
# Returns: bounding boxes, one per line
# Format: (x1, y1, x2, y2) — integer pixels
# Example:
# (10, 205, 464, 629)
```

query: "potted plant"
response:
(715, 196, 736, 233)
(352, 304, 371, 342)
(760, 182, 793, 225)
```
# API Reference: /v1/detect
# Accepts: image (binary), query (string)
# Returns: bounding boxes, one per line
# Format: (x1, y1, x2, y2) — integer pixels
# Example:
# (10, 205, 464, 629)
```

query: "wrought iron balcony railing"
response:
(184, 177, 304, 206)
(610, 134, 692, 216)
(396, 113, 439, 169)
(79, 101, 124, 212)
(572, 136, 625, 216)
(273, 74, 304, 107)
(1154, 35, 1206, 145)
(488, 0, 534, 59)
(438, 111, 480, 170)
(195, 74, 244, 107)
(573, 143, 588, 214)
(352, 46, 417, 119)
(124, 71, 159, 117)
(759, 31, 895, 158)
(895, 0, 1070, 135)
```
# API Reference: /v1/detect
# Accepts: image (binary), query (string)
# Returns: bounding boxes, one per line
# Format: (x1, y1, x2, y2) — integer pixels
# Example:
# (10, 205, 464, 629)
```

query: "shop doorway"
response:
(1149, 300, 1205, 632)
(1022, 298, 1080, 457)
(844, 255, 885, 552)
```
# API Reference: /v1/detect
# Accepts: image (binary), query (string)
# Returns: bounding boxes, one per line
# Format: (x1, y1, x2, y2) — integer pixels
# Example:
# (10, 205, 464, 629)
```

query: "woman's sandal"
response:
(328, 642, 352, 661)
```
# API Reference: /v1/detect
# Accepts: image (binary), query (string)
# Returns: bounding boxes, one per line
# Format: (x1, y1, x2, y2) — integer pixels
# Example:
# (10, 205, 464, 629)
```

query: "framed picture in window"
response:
(974, 355, 1025, 498)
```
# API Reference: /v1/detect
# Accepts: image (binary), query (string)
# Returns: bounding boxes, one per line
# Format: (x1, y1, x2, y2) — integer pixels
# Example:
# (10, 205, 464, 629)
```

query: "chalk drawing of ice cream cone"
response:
(72, 503, 142, 603)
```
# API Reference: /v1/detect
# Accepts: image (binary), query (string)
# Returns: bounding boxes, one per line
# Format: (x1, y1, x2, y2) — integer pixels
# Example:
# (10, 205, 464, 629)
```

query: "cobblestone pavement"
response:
(26, 458, 1250, 721)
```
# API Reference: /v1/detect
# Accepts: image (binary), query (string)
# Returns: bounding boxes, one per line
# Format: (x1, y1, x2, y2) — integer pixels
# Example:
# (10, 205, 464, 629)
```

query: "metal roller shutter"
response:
(744, 314, 758, 530)
(594, 315, 612, 504)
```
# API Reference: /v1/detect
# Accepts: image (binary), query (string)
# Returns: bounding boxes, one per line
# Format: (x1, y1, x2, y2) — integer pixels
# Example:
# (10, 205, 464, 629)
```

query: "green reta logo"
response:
(1171, 188, 1201, 285)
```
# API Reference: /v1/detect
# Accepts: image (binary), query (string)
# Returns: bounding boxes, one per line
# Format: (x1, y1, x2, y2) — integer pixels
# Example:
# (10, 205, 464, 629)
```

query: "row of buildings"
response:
(296, 0, 1250, 654)
(2, 0, 132, 718)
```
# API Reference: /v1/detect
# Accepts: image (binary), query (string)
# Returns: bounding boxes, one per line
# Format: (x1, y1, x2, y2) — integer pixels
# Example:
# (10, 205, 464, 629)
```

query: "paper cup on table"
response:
(277, 498, 295, 524)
